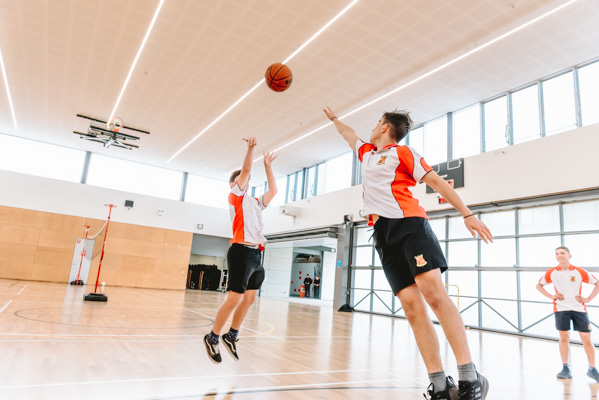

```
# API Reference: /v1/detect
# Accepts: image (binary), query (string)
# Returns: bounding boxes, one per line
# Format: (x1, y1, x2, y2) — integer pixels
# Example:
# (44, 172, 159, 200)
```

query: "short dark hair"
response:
(556, 246, 570, 253)
(229, 169, 241, 184)
(382, 110, 413, 142)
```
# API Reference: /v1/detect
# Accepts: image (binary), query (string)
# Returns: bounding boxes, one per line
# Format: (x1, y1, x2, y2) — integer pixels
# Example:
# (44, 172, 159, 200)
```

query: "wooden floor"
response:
(0, 279, 597, 399)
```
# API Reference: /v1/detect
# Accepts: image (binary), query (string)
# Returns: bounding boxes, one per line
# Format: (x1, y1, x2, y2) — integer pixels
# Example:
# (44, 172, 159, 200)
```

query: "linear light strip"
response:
(167, 0, 361, 163)
(251, 0, 579, 162)
(108, 0, 165, 125)
(0, 48, 17, 129)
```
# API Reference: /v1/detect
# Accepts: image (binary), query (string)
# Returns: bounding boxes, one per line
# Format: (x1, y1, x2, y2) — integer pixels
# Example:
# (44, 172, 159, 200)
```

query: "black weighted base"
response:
(70, 280, 85, 285)
(84, 293, 108, 302)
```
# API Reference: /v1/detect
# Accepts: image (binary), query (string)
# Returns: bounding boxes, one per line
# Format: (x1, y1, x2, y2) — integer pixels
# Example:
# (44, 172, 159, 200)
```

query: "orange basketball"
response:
(265, 63, 293, 92)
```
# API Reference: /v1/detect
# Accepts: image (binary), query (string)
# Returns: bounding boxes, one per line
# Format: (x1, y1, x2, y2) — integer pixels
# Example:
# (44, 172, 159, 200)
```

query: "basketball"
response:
(265, 63, 293, 92)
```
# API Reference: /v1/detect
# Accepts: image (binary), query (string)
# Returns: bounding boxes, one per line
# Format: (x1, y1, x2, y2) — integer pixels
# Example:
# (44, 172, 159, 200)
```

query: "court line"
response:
(0, 300, 12, 313)
(132, 291, 164, 302)
(0, 368, 380, 389)
(182, 308, 279, 339)
(16, 285, 27, 295)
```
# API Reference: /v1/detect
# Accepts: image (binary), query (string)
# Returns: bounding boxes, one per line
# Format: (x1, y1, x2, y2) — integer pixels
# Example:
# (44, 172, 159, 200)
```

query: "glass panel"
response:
(480, 210, 515, 237)
(448, 216, 473, 239)
(512, 84, 541, 144)
(0, 134, 85, 182)
(519, 236, 561, 267)
(268, 176, 287, 208)
(185, 174, 230, 209)
(322, 152, 353, 194)
(87, 154, 181, 200)
(452, 104, 481, 159)
(428, 218, 446, 240)
(579, 61, 599, 126)
(286, 173, 296, 202)
(355, 227, 373, 245)
(352, 289, 371, 311)
(483, 96, 508, 151)
(316, 163, 325, 196)
(305, 166, 316, 198)
(563, 200, 599, 231)
(423, 116, 447, 165)
(543, 71, 577, 135)
(447, 241, 478, 267)
(481, 271, 517, 299)
(373, 269, 390, 291)
(564, 234, 599, 267)
(521, 302, 556, 338)
(374, 250, 382, 266)
(253, 183, 265, 199)
(445, 270, 478, 298)
(408, 126, 424, 155)
(520, 271, 549, 302)
(518, 205, 560, 234)
(295, 170, 304, 200)
(354, 247, 373, 266)
(352, 270, 372, 289)
(372, 290, 393, 314)
(459, 298, 480, 327)
(482, 300, 518, 332)
(481, 238, 515, 267)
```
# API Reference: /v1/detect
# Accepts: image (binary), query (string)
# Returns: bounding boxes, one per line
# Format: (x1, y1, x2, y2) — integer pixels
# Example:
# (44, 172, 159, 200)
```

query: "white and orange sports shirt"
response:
(355, 139, 432, 220)
(228, 183, 267, 246)
(539, 265, 598, 313)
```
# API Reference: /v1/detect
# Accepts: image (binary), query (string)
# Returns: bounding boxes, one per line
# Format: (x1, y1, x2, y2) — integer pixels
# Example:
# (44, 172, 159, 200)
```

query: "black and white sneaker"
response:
(222, 333, 239, 361)
(424, 376, 459, 400)
(203, 334, 222, 364)
(458, 373, 489, 400)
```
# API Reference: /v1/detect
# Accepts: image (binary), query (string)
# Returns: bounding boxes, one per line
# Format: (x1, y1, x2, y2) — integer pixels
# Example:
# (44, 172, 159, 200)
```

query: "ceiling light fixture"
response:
(108, 0, 165, 125)
(0, 48, 17, 129)
(167, 0, 360, 163)
(252, 0, 579, 162)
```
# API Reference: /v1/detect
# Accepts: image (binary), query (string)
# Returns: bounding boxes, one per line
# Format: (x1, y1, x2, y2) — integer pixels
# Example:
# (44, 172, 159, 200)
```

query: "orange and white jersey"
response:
(355, 139, 432, 220)
(539, 265, 598, 313)
(228, 183, 267, 246)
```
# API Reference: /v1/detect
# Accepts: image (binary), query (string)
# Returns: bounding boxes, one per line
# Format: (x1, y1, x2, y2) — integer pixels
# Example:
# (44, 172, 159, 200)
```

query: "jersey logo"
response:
(571, 276, 576, 282)
(414, 254, 427, 267)
(377, 155, 388, 165)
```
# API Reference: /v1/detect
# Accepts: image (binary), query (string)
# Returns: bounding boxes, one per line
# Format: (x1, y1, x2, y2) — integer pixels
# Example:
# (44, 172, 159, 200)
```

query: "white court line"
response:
(131, 291, 164, 302)
(17, 285, 27, 295)
(0, 368, 376, 389)
(0, 300, 12, 313)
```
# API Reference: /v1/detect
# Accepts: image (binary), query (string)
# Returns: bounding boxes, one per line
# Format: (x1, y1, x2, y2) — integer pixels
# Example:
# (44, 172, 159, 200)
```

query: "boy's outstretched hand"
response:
(263, 150, 277, 167)
(243, 137, 257, 147)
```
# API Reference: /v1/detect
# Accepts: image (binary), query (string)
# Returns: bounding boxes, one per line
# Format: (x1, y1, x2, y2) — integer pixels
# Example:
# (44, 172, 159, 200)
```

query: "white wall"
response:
(0, 169, 231, 237)
(261, 246, 293, 298)
(321, 250, 336, 301)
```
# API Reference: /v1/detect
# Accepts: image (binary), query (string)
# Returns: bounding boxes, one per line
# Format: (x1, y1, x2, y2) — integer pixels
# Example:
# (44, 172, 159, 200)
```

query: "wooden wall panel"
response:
(0, 224, 40, 245)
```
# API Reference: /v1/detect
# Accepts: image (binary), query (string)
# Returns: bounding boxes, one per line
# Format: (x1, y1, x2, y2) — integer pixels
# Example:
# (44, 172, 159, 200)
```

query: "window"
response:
(87, 154, 182, 200)
(0, 134, 85, 182)
(286, 173, 296, 202)
(305, 166, 317, 198)
(483, 96, 508, 151)
(578, 61, 599, 126)
(316, 163, 325, 196)
(423, 116, 447, 165)
(543, 71, 577, 135)
(518, 205, 560, 235)
(185, 174, 230, 209)
(268, 176, 287, 207)
(408, 126, 424, 155)
(321, 152, 353, 194)
(452, 104, 480, 159)
(563, 200, 599, 231)
(512, 84, 541, 144)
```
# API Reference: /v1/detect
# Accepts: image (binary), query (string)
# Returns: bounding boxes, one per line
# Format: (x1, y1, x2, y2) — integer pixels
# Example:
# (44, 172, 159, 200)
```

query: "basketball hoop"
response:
(108, 117, 124, 132)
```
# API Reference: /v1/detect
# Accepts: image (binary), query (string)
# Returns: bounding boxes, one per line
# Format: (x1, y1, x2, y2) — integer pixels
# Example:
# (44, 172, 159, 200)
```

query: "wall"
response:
(0, 205, 192, 289)
(191, 234, 230, 258)
(261, 246, 293, 298)
(321, 250, 336, 301)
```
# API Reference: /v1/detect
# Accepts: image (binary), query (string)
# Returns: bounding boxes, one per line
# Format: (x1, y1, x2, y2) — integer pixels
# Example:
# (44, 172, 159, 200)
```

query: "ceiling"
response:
(1, 0, 598, 183)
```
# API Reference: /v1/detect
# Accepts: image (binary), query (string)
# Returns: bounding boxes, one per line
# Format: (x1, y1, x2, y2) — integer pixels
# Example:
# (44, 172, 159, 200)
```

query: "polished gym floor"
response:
(0, 278, 596, 399)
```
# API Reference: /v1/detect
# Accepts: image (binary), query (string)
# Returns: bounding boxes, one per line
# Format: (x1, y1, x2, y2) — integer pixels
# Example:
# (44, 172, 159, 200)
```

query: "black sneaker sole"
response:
(203, 335, 222, 364)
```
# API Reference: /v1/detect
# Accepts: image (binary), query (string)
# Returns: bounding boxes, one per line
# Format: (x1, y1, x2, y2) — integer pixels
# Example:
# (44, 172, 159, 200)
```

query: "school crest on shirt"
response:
(571, 276, 576, 282)
(415, 254, 427, 267)
(377, 155, 388, 165)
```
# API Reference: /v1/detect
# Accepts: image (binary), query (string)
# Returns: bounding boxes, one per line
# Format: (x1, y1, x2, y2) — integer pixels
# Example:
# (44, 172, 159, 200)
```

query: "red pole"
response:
(75, 226, 90, 284)
(93, 205, 114, 293)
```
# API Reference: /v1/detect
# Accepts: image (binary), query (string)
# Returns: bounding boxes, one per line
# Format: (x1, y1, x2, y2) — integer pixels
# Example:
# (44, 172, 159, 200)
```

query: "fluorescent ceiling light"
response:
(252, 0, 579, 163)
(108, 0, 165, 125)
(168, 0, 360, 163)
(0, 48, 17, 129)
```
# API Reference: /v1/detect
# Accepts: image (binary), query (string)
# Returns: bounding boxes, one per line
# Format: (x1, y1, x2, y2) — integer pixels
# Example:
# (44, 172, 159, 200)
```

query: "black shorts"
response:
(555, 311, 591, 332)
(226, 243, 265, 294)
(373, 216, 447, 294)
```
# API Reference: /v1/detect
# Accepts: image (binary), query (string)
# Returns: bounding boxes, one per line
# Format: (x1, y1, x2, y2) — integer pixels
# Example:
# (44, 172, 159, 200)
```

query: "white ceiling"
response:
(0, 0, 598, 183)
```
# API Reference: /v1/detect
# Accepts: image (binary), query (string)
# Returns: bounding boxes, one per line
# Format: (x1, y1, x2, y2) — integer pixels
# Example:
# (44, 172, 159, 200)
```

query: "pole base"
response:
(84, 293, 108, 302)
(70, 280, 85, 285)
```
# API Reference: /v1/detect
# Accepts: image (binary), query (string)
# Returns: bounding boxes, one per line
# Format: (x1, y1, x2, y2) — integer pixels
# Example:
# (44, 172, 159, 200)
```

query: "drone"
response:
(73, 114, 149, 150)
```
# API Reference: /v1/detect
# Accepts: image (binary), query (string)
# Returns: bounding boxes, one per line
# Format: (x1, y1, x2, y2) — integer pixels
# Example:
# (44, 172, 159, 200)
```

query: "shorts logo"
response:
(377, 156, 388, 165)
(415, 254, 427, 267)
(571, 276, 576, 282)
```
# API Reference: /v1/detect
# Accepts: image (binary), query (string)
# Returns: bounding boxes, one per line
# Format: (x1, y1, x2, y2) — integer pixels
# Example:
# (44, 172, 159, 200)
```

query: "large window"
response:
(408, 126, 424, 155)
(0, 134, 85, 182)
(185, 174, 230, 209)
(483, 96, 508, 151)
(578, 61, 599, 127)
(542, 71, 577, 136)
(452, 104, 480, 159)
(423, 116, 447, 165)
(321, 152, 353, 194)
(87, 154, 182, 200)
(511, 84, 541, 144)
